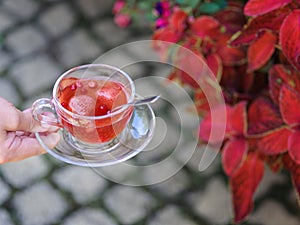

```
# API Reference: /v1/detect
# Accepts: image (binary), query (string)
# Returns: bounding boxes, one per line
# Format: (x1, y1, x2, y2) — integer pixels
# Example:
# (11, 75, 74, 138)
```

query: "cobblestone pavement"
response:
(0, 0, 300, 225)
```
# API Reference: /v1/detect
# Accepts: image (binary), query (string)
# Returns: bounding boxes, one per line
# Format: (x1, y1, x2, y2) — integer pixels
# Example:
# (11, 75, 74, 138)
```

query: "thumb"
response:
(7, 108, 56, 133)
(0, 97, 56, 133)
(17, 109, 50, 133)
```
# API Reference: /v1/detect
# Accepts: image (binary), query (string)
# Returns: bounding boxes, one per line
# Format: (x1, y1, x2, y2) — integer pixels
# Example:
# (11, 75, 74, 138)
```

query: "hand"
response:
(0, 97, 60, 164)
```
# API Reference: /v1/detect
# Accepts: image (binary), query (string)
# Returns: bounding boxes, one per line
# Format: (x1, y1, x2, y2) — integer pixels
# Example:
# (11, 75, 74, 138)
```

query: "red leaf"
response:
(280, 10, 300, 71)
(288, 130, 300, 164)
(195, 89, 210, 116)
(244, 0, 292, 16)
(247, 30, 277, 71)
(214, 2, 246, 34)
(199, 104, 229, 143)
(230, 30, 257, 47)
(190, 16, 221, 39)
(222, 138, 248, 176)
(279, 85, 300, 126)
(282, 152, 294, 170)
(230, 152, 264, 223)
(170, 68, 200, 88)
(230, 6, 291, 46)
(216, 35, 246, 66)
(265, 155, 283, 172)
(248, 97, 283, 135)
(269, 64, 300, 105)
(152, 27, 182, 43)
(258, 127, 291, 155)
(169, 8, 188, 33)
(221, 65, 258, 94)
(206, 53, 222, 82)
(174, 49, 207, 88)
(227, 102, 247, 136)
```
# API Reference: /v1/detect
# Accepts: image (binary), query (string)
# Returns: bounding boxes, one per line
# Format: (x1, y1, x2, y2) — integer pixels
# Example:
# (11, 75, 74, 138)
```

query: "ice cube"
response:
(69, 95, 96, 116)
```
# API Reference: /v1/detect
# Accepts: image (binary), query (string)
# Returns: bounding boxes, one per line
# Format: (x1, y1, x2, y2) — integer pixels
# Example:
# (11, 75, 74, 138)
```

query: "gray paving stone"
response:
(53, 166, 107, 204)
(289, 188, 300, 208)
(0, 209, 14, 225)
(10, 53, 62, 97)
(134, 77, 166, 111)
(38, 3, 75, 38)
(56, 29, 103, 68)
(169, 99, 199, 130)
(76, 0, 114, 18)
(0, 51, 12, 72)
(13, 181, 68, 225)
(188, 177, 232, 224)
(97, 149, 188, 186)
(255, 167, 287, 199)
(2, 0, 38, 20)
(0, 77, 21, 105)
(63, 208, 117, 225)
(5, 25, 47, 57)
(104, 186, 156, 224)
(93, 50, 146, 79)
(149, 169, 189, 197)
(149, 206, 197, 225)
(136, 117, 180, 164)
(22, 90, 52, 109)
(177, 144, 221, 174)
(93, 19, 130, 47)
(0, 177, 11, 204)
(94, 162, 139, 184)
(0, 9, 15, 33)
(140, 157, 186, 186)
(150, 65, 195, 103)
(249, 200, 300, 225)
(0, 156, 50, 188)
(122, 37, 160, 62)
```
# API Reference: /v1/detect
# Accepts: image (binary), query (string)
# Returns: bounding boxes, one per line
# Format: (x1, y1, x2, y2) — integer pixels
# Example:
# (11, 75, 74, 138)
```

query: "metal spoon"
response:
(111, 95, 160, 113)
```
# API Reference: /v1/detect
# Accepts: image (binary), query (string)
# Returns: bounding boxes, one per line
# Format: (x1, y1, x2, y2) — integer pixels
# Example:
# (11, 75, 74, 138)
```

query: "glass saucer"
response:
(35, 104, 156, 167)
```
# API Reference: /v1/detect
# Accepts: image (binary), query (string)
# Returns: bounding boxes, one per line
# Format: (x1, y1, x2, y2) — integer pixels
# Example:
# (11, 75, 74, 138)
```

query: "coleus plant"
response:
(113, 0, 300, 223)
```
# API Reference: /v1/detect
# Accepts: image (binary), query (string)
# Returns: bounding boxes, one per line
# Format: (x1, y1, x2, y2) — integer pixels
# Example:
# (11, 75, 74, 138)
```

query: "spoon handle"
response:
(111, 95, 160, 113)
(133, 95, 160, 106)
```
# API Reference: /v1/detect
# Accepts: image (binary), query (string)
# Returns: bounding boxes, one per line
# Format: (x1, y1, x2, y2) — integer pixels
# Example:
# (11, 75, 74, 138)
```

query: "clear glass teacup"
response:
(32, 64, 135, 151)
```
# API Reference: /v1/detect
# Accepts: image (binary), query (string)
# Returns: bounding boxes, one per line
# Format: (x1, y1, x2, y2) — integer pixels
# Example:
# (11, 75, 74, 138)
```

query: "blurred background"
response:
(0, 0, 300, 224)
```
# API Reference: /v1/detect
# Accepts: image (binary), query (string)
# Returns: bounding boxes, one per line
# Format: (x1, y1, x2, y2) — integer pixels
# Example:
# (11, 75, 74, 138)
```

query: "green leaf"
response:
(127, 0, 137, 8)
(189, 0, 201, 8)
(176, 0, 200, 8)
(213, 0, 227, 9)
(138, 1, 150, 10)
(199, 2, 221, 14)
(176, 0, 187, 4)
(146, 11, 156, 21)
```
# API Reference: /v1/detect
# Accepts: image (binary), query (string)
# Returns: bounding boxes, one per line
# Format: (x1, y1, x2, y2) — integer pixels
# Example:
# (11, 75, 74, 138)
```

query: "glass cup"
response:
(32, 64, 135, 152)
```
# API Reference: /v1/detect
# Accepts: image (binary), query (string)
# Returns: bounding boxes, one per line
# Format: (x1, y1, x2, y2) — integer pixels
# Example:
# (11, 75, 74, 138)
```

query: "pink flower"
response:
(112, 0, 126, 14)
(114, 13, 131, 28)
(155, 18, 168, 28)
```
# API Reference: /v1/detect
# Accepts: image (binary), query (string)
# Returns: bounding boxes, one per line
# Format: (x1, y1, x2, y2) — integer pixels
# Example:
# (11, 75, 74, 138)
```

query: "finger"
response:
(0, 98, 43, 132)
(2, 107, 53, 133)
(2, 132, 60, 163)
(22, 109, 60, 132)
(18, 109, 50, 132)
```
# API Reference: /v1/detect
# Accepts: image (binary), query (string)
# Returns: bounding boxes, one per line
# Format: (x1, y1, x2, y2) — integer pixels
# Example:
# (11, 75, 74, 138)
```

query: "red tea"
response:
(57, 77, 133, 143)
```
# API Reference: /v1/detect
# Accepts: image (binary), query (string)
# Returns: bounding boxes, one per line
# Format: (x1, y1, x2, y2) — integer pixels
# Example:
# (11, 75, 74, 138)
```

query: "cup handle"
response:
(32, 98, 63, 128)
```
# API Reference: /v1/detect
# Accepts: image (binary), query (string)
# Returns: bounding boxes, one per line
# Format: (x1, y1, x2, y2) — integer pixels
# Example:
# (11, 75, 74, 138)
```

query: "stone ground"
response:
(0, 0, 300, 225)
